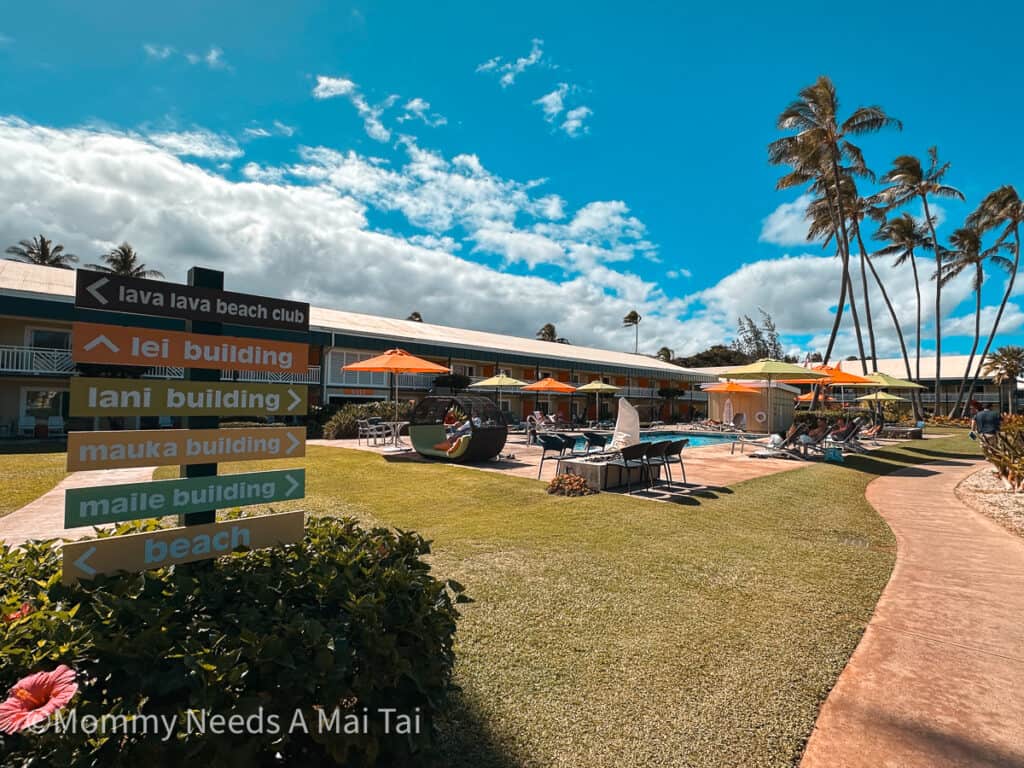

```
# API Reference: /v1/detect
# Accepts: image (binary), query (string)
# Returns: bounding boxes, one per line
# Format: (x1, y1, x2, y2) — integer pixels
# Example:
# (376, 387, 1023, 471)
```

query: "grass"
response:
(154, 431, 979, 767)
(0, 442, 69, 518)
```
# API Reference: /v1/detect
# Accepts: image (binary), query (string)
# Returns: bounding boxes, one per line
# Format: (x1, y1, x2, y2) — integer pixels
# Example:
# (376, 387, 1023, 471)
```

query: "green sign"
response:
(64, 470, 305, 528)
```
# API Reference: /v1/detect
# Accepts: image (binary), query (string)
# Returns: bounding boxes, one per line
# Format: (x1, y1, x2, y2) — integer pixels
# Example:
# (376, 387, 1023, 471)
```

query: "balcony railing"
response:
(0, 345, 320, 384)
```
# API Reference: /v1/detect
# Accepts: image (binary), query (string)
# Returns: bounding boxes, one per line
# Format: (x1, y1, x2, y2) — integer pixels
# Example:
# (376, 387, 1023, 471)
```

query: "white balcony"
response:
(0, 345, 320, 384)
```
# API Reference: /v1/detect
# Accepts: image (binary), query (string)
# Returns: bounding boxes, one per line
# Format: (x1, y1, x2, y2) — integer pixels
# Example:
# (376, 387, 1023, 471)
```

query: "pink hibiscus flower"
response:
(3, 603, 33, 623)
(0, 666, 78, 734)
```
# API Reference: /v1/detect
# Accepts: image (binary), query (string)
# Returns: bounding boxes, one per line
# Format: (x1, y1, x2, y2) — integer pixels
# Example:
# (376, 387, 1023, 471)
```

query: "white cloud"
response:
(147, 130, 242, 159)
(240, 162, 285, 183)
(666, 268, 692, 279)
(759, 194, 817, 246)
(407, 234, 461, 252)
(560, 106, 592, 137)
(534, 84, 568, 121)
(273, 120, 296, 137)
(476, 39, 544, 88)
(183, 46, 229, 70)
(243, 127, 271, 138)
(243, 121, 296, 140)
(143, 43, 174, 60)
(312, 75, 393, 142)
(398, 97, 447, 127)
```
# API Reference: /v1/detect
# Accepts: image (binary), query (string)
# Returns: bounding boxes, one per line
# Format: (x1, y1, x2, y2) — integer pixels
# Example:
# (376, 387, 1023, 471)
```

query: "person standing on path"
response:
(971, 402, 1002, 444)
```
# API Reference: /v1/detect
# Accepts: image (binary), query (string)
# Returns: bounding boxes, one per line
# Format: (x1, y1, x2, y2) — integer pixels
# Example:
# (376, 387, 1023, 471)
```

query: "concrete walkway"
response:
(1, 467, 156, 546)
(801, 457, 1024, 768)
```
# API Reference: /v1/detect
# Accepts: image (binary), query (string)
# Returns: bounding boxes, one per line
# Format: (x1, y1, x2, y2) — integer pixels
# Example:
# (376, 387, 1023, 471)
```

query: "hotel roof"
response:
(0, 260, 710, 379)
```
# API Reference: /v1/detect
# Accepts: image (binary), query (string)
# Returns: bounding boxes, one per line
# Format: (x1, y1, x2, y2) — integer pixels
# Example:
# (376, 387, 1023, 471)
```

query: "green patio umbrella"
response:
(575, 380, 620, 424)
(720, 359, 828, 432)
(856, 391, 909, 402)
(469, 373, 527, 417)
(843, 372, 925, 390)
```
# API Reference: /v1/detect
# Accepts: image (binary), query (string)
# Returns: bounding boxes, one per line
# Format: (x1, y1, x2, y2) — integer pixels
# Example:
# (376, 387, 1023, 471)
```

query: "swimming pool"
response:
(639, 431, 738, 448)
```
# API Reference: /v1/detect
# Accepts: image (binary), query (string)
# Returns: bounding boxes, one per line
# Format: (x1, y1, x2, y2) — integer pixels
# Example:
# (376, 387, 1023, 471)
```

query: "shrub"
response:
(978, 414, 1024, 491)
(323, 401, 415, 440)
(547, 473, 596, 497)
(0, 514, 467, 766)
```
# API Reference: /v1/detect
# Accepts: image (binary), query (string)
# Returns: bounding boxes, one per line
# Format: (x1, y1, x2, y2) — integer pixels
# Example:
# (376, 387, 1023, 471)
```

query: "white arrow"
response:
(287, 388, 302, 412)
(73, 546, 97, 577)
(284, 474, 300, 497)
(83, 334, 120, 354)
(285, 432, 301, 455)
(86, 277, 110, 306)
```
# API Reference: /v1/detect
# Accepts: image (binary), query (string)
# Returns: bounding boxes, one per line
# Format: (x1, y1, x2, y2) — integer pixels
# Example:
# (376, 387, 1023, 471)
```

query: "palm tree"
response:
(982, 346, 1024, 414)
(768, 75, 900, 365)
(86, 242, 163, 278)
(874, 213, 932, 381)
(536, 323, 558, 342)
(622, 310, 642, 353)
(963, 186, 1024, 404)
(656, 346, 674, 362)
(406, 311, 423, 322)
(5, 234, 78, 269)
(880, 148, 964, 410)
(940, 227, 1010, 416)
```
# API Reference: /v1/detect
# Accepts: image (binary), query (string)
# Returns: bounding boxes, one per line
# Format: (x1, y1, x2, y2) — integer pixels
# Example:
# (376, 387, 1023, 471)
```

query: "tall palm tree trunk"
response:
(949, 274, 983, 416)
(828, 152, 868, 373)
(966, 224, 1021, 412)
(921, 194, 942, 414)
(845, 263, 868, 372)
(854, 226, 878, 369)
(858, 231, 922, 419)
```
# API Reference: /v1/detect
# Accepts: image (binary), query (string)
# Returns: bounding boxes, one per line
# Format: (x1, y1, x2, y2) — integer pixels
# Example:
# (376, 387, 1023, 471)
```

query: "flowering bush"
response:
(0, 514, 467, 766)
(547, 473, 596, 497)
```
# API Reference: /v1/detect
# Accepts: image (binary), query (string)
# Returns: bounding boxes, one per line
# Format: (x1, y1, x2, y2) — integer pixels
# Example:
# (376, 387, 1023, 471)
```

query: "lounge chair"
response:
(731, 423, 803, 455)
(747, 424, 810, 460)
(47, 416, 65, 436)
(605, 442, 650, 494)
(18, 416, 35, 437)
(823, 419, 867, 453)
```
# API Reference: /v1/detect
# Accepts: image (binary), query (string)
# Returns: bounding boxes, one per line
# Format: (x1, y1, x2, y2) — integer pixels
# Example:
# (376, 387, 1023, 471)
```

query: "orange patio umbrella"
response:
(521, 376, 577, 416)
(703, 382, 761, 394)
(795, 391, 835, 402)
(343, 348, 450, 421)
(786, 363, 874, 386)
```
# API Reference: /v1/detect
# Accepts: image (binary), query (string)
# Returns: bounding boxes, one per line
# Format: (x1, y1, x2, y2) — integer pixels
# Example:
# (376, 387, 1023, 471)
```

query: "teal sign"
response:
(64, 470, 305, 528)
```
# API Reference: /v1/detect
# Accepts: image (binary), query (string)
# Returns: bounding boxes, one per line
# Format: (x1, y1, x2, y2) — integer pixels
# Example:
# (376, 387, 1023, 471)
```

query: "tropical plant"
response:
(769, 75, 900, 366)
(407, 311, 423, 322)
(880, 147, 965, 408)
(982, 346, 1024, 415)
(622, 310, 642, 353)
(940, 227, 1011, 416)
(733, 310, 790, 360)
(655, 346, 674, 362)
(874, 213, 932, 379)
(675, 345, 751, 368)
(536, 323, 558, 342)
(85, 242, 163, 278)
(964, 186, 1024, 403)
(4, 235, 78, 269)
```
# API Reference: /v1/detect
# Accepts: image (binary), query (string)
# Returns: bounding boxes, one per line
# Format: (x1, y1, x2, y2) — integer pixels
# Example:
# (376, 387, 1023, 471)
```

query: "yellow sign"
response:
(61, 511, 304, 584)
(67, 427, 306, 471)
(69, 378, 307, 417)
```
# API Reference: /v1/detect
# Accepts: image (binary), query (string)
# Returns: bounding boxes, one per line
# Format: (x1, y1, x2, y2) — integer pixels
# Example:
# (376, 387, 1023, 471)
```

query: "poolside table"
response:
(382, 420, 411, 451)
(556, 456, 660, 491)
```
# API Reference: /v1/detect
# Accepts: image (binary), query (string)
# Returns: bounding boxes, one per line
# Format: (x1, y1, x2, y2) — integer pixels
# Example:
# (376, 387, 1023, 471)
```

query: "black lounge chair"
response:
(536, 433, 568, 479)
(642, 440, 670, 489)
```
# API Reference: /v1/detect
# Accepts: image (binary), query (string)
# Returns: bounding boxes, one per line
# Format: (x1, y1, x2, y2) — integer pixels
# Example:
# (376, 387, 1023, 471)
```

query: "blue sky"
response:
(0, 1, 1021, 359)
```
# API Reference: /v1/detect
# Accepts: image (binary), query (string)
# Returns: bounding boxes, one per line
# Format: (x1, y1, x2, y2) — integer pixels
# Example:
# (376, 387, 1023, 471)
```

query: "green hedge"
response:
(323, 402, 415, 440)
(0, 515, 466, 766)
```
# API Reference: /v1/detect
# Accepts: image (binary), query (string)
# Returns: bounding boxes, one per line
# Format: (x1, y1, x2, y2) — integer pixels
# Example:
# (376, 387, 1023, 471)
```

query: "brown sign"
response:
(67, 427, 306, 471)
(72, 322, 308, 374)
(62, 511, 304, 584)
(69, 378, 307, 417)
(74, 271, 310, 332)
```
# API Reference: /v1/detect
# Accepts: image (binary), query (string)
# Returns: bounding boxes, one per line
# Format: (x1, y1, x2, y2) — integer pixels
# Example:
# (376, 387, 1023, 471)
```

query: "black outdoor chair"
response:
(555, 433, 584, 456)
(605, 442, 650, 494)
(642, 440, 670, 489)
(582, 431, 610, 453)
(656, 438, 688, 488)
(536, 433, 568, 479)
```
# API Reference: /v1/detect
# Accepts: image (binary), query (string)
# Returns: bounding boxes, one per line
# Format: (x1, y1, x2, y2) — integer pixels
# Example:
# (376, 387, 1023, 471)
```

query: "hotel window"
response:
(22, 388, 68, 419)
(540, 371, 551, 379)
(455, 365, 475, 377)
(27, 327, 71, 350)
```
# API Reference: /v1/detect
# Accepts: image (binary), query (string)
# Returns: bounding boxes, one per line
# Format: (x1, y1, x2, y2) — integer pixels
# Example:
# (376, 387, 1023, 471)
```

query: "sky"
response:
(0, 1, 1022, 361)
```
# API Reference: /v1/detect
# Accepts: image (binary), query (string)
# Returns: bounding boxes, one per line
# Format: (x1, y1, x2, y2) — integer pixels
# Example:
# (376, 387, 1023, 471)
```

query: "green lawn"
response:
(0, 442, 69, 518)
(155, 432, 979, 767)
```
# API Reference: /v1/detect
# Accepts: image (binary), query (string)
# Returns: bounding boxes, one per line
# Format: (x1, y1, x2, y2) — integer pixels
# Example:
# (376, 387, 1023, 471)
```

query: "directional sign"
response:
(64, 469, 305, 528)
(74, 271, 310, 332)
(61, 510, 305, 584)
(69, 378, 307, 417)
(72, 322, 309, 374)
(67, 427, 306, 471)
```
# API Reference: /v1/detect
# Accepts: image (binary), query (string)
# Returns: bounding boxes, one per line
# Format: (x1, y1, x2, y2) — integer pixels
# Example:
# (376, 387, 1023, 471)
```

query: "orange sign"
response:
(67, 427, 306, 471)
(72, 322, 307, 373)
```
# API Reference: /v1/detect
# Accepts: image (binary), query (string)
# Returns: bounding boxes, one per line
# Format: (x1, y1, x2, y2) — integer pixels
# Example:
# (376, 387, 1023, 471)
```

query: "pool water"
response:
(569, 431, 737, 451)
